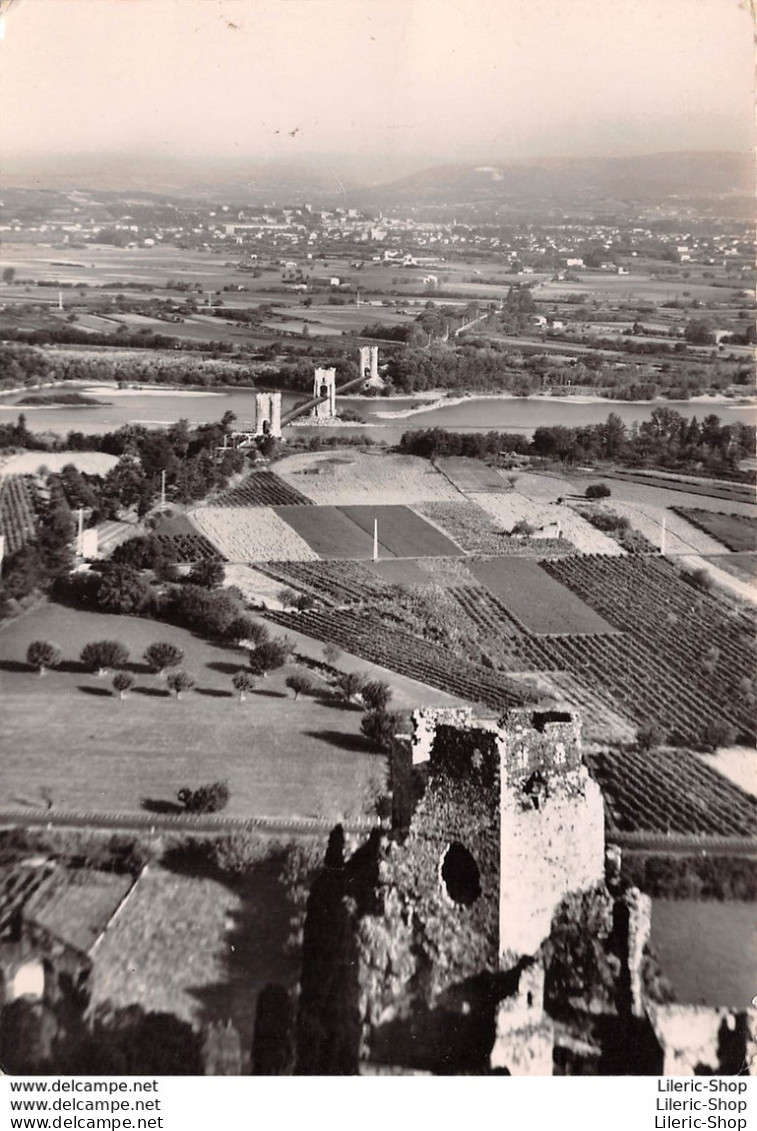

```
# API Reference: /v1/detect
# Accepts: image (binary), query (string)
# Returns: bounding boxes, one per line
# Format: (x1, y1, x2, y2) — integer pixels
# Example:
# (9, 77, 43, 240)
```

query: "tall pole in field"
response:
(661, 514, 667, 556)
(77, 508, 84, 556)
(373, 518, 378, 562)
(58, 290, 63, 311)
(161, 470, 166, 510)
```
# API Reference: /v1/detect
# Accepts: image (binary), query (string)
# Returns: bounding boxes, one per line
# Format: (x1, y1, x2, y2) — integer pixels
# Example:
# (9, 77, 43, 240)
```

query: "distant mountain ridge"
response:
(351, 152, 755, 206)
(1, 150, 752, 207)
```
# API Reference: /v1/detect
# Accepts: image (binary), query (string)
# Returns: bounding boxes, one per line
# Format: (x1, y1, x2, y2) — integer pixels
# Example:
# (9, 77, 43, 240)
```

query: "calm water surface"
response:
(0, 385, 753, 443)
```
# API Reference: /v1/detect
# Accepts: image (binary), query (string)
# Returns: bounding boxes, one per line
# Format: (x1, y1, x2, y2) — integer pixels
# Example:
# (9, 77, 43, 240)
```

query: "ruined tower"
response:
(409, 706, 605, 964)
(497, 708, 605, 961)
(297, 706, 607, 1075)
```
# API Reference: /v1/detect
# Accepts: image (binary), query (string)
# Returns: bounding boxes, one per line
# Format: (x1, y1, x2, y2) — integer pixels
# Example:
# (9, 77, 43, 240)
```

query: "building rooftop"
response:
(23, 868, 134, 956)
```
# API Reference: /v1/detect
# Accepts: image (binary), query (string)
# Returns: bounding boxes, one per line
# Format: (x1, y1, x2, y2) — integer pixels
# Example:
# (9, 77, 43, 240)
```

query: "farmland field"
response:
(469, 558, 618, 635)
(365, 558, 453, 588)
(339, 505, 463, 557)
(274, 450, 462, 505)
(0, 603, 383, 821)
(435, 457, 510, 493)
(0, 476, 37, 554)
(265, 606, 533, 712)
(470, 491, 623, 555)
(214, 471, 313, 508)
(273, 505, 381, 559)
(258, 560, 390, 606)
(703, 553, 757, 583)
(599, 501, 728, 555)
(586, 746, 757, 837)
(190, 507, 319, 561)
(416, 500, 573, 556)
(543, 555, 756, 744)
(271, 504, 463, 559)
(672, 508, 757, 553)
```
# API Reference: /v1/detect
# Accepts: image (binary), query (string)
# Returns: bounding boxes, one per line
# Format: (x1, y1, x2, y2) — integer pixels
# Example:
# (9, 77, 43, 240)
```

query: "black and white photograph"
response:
(0, 0, 754, 1088)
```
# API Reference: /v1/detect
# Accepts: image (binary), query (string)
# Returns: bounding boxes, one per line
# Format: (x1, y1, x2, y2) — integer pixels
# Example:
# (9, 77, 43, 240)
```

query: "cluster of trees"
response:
(400, 409, 756, 479)
(1, 323, 232, 355)
(383, 343, 661, 399)
(177, 781, 230, 814)
(0, 416, 247, 611)
(0, 342, 259, 393)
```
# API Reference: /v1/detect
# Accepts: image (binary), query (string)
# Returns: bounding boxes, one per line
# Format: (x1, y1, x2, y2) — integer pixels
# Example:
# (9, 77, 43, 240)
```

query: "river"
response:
(650, 899, 757, 1009)
(0, 384, 753, 444)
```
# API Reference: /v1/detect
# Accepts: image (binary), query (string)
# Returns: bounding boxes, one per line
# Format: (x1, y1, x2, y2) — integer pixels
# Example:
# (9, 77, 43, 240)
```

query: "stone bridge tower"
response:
(359, 345, 384, 389)
(312, 367, 336, 420)
(253, 392, 282, 438)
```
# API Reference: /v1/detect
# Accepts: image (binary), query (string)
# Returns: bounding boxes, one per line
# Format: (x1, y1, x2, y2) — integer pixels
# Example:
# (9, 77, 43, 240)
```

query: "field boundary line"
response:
(608, 831, 757, 856)
(0, 808, 384, 837)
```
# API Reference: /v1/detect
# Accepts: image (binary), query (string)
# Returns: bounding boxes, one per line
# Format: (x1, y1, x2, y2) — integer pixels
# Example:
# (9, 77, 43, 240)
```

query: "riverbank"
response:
(370, 390, 757, 421)
(82, 384, 225, 399)
(1, 380, 754, 414)
(0, 380, 226, 400)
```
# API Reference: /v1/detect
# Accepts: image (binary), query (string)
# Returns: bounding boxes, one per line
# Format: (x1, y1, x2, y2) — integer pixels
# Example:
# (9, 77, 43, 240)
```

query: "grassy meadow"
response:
(0, 602, 385, 820)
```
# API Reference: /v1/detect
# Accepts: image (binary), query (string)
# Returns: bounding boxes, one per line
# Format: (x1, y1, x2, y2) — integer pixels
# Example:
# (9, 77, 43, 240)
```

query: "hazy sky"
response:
(0, 0, 753, 164)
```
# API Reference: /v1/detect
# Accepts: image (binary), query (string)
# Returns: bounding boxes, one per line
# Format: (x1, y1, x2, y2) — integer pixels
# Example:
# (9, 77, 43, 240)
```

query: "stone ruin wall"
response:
(498, 779, 605, 960)
(648, 1003, 757, 1076)
(490, 962, 554, 1076)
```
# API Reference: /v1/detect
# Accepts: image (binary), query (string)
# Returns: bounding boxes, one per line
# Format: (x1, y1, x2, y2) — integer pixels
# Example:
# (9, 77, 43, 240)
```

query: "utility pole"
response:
(161, 470, 167, 510)
(58, 290, 63, 311)
(0, 533, 4, 577)
(77, 508, 84, 556)
(373, 518, 378, 562)
(661, 514, 666, 556)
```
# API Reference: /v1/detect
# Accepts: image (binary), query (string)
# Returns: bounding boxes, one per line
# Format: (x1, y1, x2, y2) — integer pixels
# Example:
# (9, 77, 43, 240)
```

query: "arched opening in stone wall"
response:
(441, 842, 481, 907)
